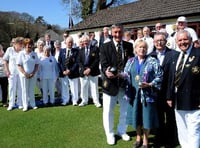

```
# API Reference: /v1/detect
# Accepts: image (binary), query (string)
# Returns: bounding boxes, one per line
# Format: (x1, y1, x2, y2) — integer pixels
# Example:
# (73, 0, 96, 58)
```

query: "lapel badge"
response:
(125, 50, 127, 57)
(192, 66, 200, 74)
(185, 64, 190, 68)
(189, 56, 195, 62)
(92, 53, 95, 57)
(166, 42, 171, 47)
(103, 80, 108, 88)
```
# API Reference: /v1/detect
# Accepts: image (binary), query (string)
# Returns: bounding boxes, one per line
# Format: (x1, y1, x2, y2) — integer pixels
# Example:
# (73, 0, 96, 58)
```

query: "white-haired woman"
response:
(38, 46, 57, 105)
(35, 39, 44, 96)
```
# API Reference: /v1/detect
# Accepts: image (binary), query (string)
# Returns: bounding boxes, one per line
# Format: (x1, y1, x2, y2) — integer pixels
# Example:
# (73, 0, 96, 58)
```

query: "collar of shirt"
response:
(176, 43, 193, 70)
(113, 40, 122, 47)
(184, 43, 192, 55)
(66, 48, 71, 52)
(156, 48, 166, 56)
(155, 48, 166, 65)
(85, 46, 90, 55)
(66, 48, 71, 55)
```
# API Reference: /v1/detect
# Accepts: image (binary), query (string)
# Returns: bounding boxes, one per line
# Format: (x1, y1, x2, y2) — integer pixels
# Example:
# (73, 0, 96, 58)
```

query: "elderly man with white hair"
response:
(78, 35, 101, 108)
(58, 36, 80, 106)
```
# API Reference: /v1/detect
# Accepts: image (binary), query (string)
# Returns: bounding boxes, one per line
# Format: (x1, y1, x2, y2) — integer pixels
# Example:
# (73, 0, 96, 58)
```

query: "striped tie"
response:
(65, 50, 70, 68)
(174, 52, 186, 87)
(117, 43, 123, 72)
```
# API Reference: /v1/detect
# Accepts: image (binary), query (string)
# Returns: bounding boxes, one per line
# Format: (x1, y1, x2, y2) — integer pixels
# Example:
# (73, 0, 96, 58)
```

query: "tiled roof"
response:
(68, 0, 200, 31)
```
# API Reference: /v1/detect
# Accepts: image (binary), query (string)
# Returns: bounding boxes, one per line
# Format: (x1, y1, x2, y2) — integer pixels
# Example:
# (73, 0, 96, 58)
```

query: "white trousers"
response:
(69, 78, 79, 104)
(175, 109, 200, 148)
(36, 78, 42, 94)
(55, 78, 61, 96)
(8, 74, 22, 107)
(41, 79, 55, 104)
(61, 76, 70, 104)
(80, 76, 100, 104)
(20, 76, 37, 109)
(103, 89, 128, 138)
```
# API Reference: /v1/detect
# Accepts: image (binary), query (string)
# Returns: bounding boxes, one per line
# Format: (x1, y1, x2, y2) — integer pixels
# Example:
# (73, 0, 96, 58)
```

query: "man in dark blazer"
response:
(100, 24, 134, 145)
(44, 33, 55, 56)
(166, 30, 200, 148)
(149, 32, 178, 147)
(78, 35, 101, 108)
(58, 36, 79, 106)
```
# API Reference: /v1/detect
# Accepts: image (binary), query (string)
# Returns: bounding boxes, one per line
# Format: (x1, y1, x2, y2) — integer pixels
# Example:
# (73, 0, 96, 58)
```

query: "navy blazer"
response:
(58, 47, 79, 79)
(78, 45, 100, 77)
(167, 46, 200, 110)
(100, 40, 134, 96)
(149, 47, 179, 101)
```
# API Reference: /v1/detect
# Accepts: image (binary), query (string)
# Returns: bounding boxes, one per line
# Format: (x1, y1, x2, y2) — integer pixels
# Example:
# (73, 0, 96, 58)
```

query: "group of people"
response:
(0, 16, 200, 148)
(0, 32, 102, 111)
(100, 17, 200, 148)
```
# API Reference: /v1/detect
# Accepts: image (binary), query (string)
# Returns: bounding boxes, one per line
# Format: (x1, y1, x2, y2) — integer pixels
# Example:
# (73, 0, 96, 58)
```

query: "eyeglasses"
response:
(154, 40, 166, 43)
(156, 26, 161, 28)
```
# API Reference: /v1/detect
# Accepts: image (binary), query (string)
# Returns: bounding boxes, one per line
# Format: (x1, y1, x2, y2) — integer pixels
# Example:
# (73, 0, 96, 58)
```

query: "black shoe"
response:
(142, 145, 148, 148)
(133, 140, 142, 148)
(3, 104, 8, 107)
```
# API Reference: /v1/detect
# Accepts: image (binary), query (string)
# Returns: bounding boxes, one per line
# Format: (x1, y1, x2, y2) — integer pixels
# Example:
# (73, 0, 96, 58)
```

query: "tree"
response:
(81, 0, 94, 19)
(96, 0, 115, 11)
(62, 0, 132, 20)
(35, 16, 47, 26)
(0, 11, 64, 49)
(20, 12, 35, 23)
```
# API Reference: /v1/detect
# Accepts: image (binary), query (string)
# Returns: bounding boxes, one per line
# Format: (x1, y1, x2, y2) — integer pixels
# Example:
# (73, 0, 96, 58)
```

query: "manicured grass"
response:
(0, 103, 136, 148)
(1, 86, 181, 148)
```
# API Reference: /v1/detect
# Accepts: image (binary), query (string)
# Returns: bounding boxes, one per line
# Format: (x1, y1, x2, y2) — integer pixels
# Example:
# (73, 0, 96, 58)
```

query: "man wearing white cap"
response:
(175, 16, 200, 50)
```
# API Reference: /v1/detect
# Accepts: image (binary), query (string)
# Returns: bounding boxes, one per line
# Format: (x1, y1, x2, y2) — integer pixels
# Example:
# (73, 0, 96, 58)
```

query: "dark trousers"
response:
(156, 99, 178, 147)
(0, 77, 8, 104)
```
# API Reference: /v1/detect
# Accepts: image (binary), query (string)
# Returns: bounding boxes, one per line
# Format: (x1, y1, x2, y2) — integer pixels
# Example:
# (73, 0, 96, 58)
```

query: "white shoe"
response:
(73, 102, 78, 106)
(78, 102, 87, 107)
(95, 103, 101, 108)
(23, 108, 28, 112)
(117, 133, 130, 141)
(33, 106, 38, 110)
(61, 102, 67, 106)
(107, 135, 115, 145)
(18, 106, 23, 109)
(7, 106, 13, 111)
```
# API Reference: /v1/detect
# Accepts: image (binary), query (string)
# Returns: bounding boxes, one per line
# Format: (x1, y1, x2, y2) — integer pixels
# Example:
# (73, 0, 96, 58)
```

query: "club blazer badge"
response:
(192, 66, 200, 74)
(189, 56, 195, 62)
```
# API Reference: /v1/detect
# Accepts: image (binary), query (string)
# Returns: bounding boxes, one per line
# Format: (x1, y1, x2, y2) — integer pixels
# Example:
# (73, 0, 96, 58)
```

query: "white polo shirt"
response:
(3, 47, 21, 75)
(17, 50, 39, 77)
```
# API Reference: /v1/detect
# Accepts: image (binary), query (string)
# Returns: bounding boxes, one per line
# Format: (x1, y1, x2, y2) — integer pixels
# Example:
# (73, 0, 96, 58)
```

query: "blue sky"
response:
(0, 0, 71, 28)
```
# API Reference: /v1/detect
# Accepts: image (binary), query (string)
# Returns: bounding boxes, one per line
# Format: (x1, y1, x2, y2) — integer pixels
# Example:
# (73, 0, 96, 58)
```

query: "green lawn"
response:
(0, 99, 180, 148)
(0, 103, 134, 148)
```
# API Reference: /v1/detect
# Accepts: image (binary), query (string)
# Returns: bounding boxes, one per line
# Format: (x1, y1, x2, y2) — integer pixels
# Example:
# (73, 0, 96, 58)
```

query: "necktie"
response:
(84, 47, 89, 65)
(65, 49, 70, 68)
(174, 52, 186, 87)
(117, 43, 123, 72)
